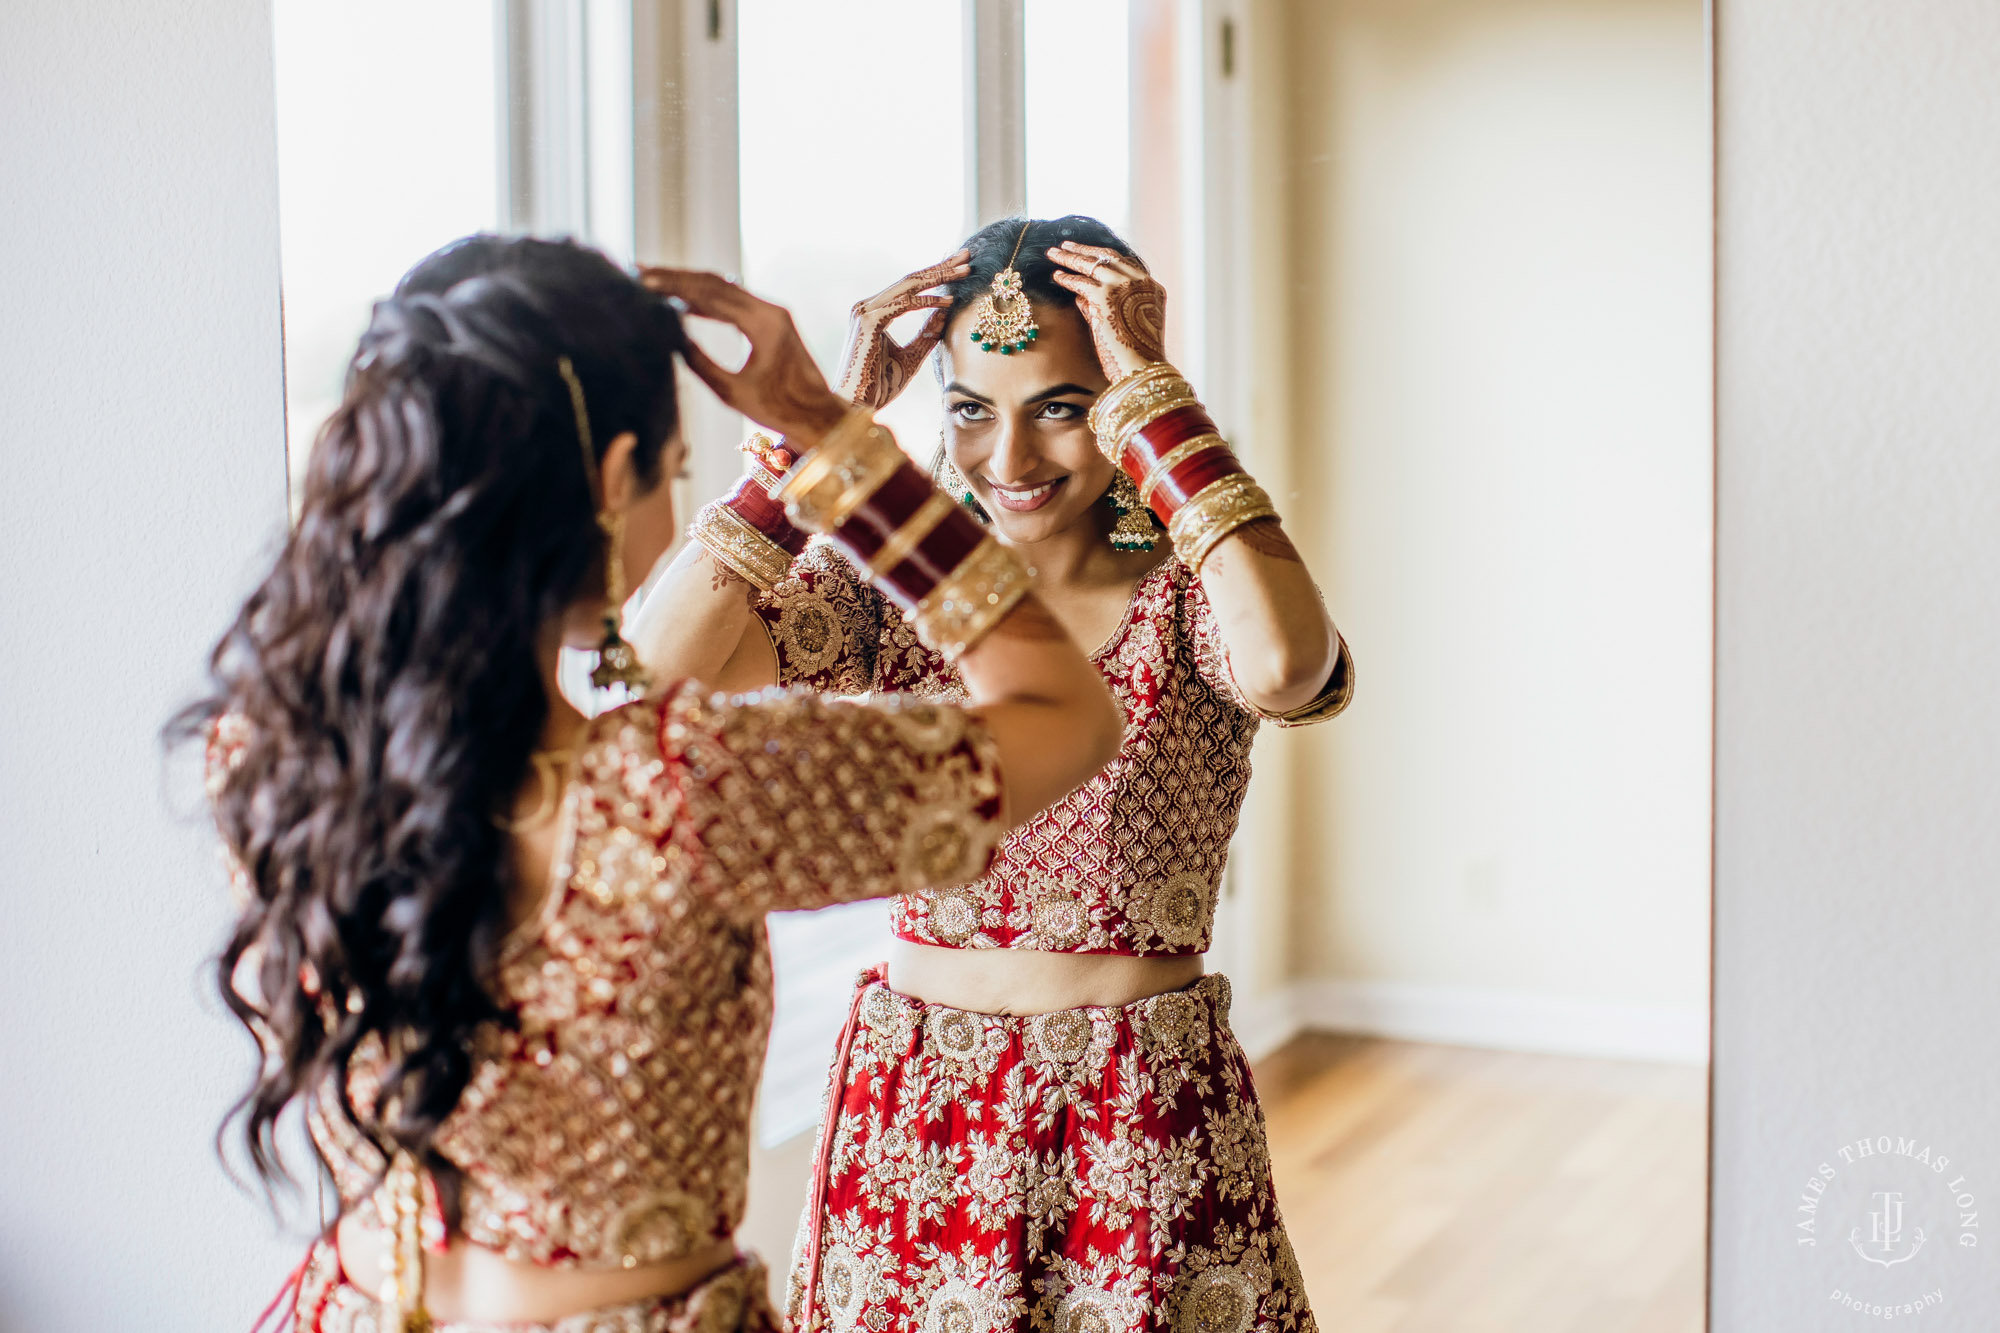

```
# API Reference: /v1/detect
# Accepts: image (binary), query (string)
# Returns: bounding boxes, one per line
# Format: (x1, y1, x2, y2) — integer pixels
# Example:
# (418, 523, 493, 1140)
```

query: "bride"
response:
(635, 214, 1351, 1332)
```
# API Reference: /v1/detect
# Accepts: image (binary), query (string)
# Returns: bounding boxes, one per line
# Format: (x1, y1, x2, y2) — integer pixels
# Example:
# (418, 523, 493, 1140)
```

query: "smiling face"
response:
(939, 300, 1117, 545)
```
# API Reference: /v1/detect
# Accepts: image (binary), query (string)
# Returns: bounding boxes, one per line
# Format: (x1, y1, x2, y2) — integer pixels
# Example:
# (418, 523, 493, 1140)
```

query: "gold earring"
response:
(1105, 470, 1160, 552)
(969, 223, 1039, 355)
(589, 509, 649, 694)
(932, 432, 988, 521)
(557, 356, 651, 698)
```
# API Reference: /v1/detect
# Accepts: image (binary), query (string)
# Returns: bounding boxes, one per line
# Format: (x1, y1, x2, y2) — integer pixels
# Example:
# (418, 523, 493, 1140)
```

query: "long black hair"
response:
(172, 234, 684, 1199)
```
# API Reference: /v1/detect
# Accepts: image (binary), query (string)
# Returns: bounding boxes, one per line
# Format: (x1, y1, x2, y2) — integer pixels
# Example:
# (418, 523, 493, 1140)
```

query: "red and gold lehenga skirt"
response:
(283, 1244, 781, 1333)
(786, 970, 1316, 1333)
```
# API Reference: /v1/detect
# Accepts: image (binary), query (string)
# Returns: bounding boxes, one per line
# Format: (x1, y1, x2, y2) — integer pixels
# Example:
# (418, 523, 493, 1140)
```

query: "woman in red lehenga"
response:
(181, 234, 1121, 1332)
(636, 215, 1352, 1333)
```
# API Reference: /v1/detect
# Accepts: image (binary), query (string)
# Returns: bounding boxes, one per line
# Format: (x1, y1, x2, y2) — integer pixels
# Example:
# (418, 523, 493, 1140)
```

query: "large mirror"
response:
(271, 0, 1710, 1324)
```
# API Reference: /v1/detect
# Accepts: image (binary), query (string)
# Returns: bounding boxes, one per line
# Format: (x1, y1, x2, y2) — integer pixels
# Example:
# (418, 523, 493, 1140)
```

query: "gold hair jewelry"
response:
(557, 356, 651, 697)
(1104, 471, 1160, 552)
(969, 224, 1039, 355)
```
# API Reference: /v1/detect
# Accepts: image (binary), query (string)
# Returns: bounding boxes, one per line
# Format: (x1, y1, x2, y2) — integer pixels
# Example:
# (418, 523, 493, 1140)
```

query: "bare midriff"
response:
(335, 1216, 735, 1324)
(887, 938, 1204, 1015)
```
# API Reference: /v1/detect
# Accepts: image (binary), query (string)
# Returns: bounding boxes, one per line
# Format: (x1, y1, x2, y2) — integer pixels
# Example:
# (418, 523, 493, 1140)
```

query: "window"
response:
(1024, 0, 1131, 234)
(271, 0, 502, 488)
(735, 0, 968, 461)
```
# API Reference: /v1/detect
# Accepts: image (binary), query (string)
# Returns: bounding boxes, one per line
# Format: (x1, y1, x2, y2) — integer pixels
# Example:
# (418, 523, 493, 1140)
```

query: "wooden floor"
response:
(1256, 1035, 1708, 1333)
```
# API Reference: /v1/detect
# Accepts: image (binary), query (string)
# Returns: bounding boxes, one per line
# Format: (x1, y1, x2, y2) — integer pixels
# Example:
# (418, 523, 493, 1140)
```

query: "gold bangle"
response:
(689, 501, 794, 591)
(774, 409, 904, 533)
(1167, 473, 1280, 574)
(1086, 362, 1180, 439)
(908, 535, 1034, 660)
(1088, 363, 1199, 463)
(1137, 434, 1229, 509)
(865, 491, 957, 579)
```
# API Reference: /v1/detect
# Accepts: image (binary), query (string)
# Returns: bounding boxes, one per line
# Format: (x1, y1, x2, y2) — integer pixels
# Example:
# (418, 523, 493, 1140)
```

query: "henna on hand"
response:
(836, 253, 968, 408)
(1103, 282, 1167, 365)
(1045, 243, 1168, 377)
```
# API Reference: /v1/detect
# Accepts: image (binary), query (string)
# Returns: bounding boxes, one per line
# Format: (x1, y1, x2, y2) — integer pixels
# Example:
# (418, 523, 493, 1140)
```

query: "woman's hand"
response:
(638, 267, 848, 445)
(1046, 242, 1168, 380)
(834, 250, 971, 409)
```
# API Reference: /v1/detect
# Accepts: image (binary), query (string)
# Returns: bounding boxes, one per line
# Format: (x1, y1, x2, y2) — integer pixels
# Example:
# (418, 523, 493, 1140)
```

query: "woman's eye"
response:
(1039, 401, 1084, 421)
(950, 401, 991, 422)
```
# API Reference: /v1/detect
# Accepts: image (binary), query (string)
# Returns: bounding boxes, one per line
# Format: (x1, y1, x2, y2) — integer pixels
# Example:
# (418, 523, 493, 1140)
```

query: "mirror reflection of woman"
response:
(635, 216, 1352, 1332)
(182, 235, 1121, 1332)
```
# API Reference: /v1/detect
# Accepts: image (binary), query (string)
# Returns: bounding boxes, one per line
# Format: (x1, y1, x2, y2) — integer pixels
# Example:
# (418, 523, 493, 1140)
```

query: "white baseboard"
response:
(1234, 978, 1709, 1066)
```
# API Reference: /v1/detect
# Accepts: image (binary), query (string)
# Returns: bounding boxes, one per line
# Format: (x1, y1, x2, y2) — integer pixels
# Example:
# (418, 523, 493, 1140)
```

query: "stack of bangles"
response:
(688, 413, 1032, 660)
(1086, 362, 1280, 572)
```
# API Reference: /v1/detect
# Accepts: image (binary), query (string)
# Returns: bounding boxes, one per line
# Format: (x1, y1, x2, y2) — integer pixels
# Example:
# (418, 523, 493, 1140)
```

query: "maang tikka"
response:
(557, 356, 651, 697)
(969, 223, 1039, 355)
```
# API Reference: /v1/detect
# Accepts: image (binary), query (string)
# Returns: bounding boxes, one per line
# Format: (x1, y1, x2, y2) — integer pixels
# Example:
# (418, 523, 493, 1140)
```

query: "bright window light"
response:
(271, 0, 501, 484)
(1025, 0, 1130, 236)
(737, 0, 967, 462)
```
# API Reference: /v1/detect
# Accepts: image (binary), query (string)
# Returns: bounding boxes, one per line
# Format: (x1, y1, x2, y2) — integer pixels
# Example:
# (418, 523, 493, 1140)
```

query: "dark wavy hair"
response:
(171, 234, 684, 1203)
(938, 214, 1146, 338)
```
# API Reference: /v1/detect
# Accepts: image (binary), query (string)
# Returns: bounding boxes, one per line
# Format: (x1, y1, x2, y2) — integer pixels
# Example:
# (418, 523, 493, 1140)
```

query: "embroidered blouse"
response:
(753, 541, 1352, 958)
(213, 683, 1005, 1270)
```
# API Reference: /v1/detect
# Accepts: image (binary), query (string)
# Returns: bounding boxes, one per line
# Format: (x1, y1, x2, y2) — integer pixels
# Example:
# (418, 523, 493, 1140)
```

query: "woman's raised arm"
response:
(638, 267, 1122, 823)
(1048, 243, 1349, 720)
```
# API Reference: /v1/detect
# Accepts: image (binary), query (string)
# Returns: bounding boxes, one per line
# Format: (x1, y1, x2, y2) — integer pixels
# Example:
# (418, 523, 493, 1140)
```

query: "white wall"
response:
(0, 1, 300, 1328)
(1274, 0, 1713, 1059)
(1712, 1, 2000, 1326)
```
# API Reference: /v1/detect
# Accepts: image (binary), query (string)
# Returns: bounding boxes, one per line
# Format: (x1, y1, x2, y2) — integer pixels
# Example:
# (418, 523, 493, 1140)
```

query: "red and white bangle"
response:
(1089, 364, 1280, 572)
(775, 409, 1033, 659)
(688, 433, 813, 592)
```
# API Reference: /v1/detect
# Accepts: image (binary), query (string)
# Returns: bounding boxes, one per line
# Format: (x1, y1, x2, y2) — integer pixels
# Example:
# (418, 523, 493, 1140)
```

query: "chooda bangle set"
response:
(693, 410, 1033, 659)
(688, 433, 812, 592)
(1087, 363, 1281, 573)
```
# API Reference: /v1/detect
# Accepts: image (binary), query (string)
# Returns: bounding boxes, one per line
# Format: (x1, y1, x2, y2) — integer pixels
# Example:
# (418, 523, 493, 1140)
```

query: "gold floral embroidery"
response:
(928, 1008, 987, 1062)
(797, 977, 1311, 1333)
(922, 1276, 1008, 1333)
(921, 887, 983, 945)
(1127, 871, 1212, 950)
(1026, 1010, 1114, 1083)
(768, 554, 1265, 962)
(903, 810, 992, 887)
(1143, 990, 1203, 1059)
(1173, 1265, 1262, 1333)
(882, 699, 968, 755)
(776, 591, 847, 678)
